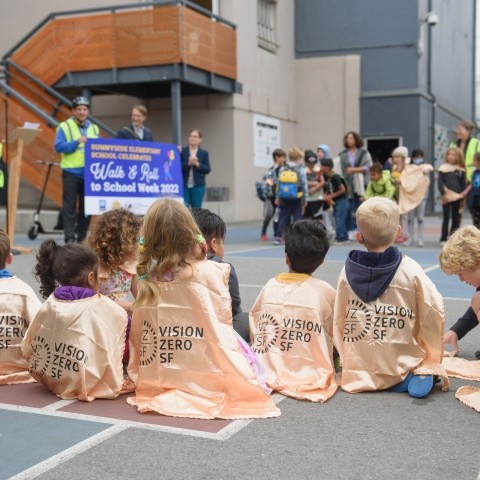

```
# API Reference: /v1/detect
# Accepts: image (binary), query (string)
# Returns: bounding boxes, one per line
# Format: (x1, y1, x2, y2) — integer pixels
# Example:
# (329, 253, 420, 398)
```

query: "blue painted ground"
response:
(0, 411, 109, 479)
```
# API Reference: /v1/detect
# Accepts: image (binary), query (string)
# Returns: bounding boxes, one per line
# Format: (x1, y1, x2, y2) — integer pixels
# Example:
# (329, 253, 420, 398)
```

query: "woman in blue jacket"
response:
(181, 129, 211, 208)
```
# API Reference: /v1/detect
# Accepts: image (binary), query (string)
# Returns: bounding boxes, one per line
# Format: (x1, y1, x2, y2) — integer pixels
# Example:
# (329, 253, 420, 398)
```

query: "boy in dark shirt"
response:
(321, 158, 349, 244)
(191, 208, 249, 342)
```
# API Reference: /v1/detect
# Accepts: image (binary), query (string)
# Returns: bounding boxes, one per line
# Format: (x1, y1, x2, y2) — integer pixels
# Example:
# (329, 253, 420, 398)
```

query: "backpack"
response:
(255, 170, 275, 201)
(278, 166, 303, 200)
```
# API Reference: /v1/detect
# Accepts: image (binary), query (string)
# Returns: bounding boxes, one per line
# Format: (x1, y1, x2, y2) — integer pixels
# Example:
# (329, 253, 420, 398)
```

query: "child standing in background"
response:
(88, 208, 141, 363)
(250, 220, 337, 402)
(0, 229, 41, 385)
(399, 148, 433, 248)
(127, 198, 279, 419)
(390, 146, 409, 243)
(273, 147, 308, 245)
(22, 241, 128, 401)
(438, 147, 468, 245)
(304, 150, 325, 220)
(365, 162, 396, 201)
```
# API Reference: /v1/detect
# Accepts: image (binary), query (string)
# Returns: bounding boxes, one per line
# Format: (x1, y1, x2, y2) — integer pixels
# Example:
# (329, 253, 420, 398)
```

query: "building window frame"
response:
(257, 0, 277, 53)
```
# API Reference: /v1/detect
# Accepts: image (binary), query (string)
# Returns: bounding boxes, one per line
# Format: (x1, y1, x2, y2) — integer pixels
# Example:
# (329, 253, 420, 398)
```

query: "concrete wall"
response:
(295, 55, 360, 158)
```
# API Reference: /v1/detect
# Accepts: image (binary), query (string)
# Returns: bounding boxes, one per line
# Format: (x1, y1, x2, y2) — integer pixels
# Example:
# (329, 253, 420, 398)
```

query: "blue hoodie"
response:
(345, 246, 402, 303)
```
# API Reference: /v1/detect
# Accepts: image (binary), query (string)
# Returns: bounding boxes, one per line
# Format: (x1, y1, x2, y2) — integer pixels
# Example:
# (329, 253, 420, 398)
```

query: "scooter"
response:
(27, 160, 62, 240)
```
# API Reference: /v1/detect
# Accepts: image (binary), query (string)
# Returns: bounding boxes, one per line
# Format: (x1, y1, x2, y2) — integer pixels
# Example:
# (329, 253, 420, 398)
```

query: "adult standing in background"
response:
(54, 96, 99, 244)
(339, 131, 372, 233)
(116, 105, 153, 142)
(450, 121, 479, 182)
(181, 129, 211, 208)
(449, 121, 479, 226)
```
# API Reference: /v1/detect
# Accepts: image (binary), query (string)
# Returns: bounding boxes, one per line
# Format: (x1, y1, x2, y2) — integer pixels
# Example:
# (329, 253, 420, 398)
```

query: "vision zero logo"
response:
(29, 335, 51, 377)
(140, 319, 157, 365)
(252, 312, 279, 354)
(343, 299, 372, 342)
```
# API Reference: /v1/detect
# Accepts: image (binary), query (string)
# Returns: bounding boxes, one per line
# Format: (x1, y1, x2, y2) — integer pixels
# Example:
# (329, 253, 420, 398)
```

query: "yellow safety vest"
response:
(58, 118, 99, 169)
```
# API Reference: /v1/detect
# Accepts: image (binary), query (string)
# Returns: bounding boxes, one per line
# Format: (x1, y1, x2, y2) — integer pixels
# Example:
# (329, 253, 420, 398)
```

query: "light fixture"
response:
(417, 11, 439, 57)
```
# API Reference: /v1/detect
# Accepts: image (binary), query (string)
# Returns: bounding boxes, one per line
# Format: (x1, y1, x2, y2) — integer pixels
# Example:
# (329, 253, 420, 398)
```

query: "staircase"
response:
(0, 60, 115, 206)
(1, 1, 238, 206)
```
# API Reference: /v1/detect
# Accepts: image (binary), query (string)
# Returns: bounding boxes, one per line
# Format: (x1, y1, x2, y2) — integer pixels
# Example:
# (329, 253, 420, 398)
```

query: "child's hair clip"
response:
(137, 273, 149, 280)
(197, 234, 207, 259)
(138, 235, 145, 253)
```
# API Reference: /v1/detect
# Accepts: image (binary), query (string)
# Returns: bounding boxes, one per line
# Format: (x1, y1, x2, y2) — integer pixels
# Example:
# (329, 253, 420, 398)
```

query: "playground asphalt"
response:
(1, 214, 479, 480)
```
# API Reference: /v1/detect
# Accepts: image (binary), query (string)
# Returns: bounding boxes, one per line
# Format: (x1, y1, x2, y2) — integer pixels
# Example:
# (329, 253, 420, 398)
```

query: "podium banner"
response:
(85, 139, 183, 215)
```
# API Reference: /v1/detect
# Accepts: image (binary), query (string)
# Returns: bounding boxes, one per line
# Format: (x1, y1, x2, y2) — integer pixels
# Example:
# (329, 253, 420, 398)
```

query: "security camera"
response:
(425, 11, 439, 26)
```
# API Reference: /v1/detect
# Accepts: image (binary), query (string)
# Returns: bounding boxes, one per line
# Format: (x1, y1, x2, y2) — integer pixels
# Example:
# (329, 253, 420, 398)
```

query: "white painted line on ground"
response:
(9, 423, 129, 480)
(0, 393, 287, 443)
(42, 399, 77, 411)
(423, 264, 440, 273)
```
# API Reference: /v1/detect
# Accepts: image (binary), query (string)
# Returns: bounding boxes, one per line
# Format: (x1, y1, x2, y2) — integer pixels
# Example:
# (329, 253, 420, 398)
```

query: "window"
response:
(257, 0, 277, 52)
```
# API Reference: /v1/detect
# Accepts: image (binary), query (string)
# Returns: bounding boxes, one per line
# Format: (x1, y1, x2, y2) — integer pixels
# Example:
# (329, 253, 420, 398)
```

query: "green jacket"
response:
(365, 170, 396, 200)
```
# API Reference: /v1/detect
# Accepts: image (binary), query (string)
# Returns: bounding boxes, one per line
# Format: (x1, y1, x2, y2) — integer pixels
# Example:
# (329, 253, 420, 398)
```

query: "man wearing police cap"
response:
(54, 96, 99, 244)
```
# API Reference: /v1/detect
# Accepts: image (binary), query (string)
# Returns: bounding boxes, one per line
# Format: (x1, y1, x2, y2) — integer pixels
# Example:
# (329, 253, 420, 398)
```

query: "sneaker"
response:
(407, 375, 434, 398)
(417, 240, 424, 248)
(389, 372, 414, 393)
(261, 234, 267, 241)
(440, 240, 446, 246)
(334, 239, 350, 246)
(403, 239, 414, 247)
(272, 237, 282, 246)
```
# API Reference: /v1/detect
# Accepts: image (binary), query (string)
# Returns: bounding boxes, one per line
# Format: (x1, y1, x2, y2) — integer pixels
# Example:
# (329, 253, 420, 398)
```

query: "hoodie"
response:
(345, 246, 402, 302)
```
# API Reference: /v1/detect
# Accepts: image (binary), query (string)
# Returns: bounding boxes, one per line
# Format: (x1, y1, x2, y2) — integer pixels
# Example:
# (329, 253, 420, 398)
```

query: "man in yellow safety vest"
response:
(54, 96, 99, 244)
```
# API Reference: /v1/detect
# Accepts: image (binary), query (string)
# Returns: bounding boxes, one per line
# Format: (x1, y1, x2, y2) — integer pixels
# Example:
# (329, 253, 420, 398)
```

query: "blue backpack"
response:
(278, 166, 303, 199)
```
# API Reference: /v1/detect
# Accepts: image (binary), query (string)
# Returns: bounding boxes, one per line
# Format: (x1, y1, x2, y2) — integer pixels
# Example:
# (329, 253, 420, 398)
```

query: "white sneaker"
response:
(403, 239, 414, 247)
(417, 240, 424, 248)
(348, 230, 356, 241)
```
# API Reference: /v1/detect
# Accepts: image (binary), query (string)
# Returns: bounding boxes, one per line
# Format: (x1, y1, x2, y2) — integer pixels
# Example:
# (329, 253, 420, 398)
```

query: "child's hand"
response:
(443, 330, 459, 355)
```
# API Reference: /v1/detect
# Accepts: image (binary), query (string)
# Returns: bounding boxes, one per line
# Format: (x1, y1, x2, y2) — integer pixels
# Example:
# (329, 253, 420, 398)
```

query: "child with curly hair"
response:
(22, 240, 128, 401)
(88, 208, 141, 363)
(127, 198, 279, 419)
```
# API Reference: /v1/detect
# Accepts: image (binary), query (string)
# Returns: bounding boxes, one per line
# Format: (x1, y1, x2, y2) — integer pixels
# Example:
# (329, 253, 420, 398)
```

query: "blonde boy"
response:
(439, 226, 480, 356)
(0, 229, 41, 384)
(333, 197, 448, 398)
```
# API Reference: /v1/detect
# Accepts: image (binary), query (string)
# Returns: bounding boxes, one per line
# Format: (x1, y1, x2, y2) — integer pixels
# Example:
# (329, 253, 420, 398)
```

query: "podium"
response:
(6, 127, 40, 248)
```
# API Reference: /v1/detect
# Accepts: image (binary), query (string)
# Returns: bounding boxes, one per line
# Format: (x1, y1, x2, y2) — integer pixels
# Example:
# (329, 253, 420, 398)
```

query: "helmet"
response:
(72, 96, 90, 108)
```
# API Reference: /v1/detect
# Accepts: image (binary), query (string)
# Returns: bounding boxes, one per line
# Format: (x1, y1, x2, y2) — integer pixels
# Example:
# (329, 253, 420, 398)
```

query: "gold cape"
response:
(127, 260, 280, 419)
(0, 276, 41, 384)
(22, 293, 127, 401)
(249, 273, 338, 402)
(334, 256, 449, 392)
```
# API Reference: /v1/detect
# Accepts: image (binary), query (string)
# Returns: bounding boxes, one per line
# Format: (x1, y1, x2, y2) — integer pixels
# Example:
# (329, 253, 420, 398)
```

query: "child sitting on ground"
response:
(249, 220, 337, 402)
(22, 240, 128, 401)
(88, 208, 141, 363)
(0, 229, 41, 384)
(191, 207, 249, 342)
(439, 225, 480, 356)
(127, 198, 279, 419)
(333, 197, 448, 398)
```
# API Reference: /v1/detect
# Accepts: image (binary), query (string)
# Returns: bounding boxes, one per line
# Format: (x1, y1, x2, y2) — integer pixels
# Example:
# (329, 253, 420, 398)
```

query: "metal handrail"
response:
(0, 80, 60, 128)
(0, 79, 117, 137)
(3, 0, 236, 60)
